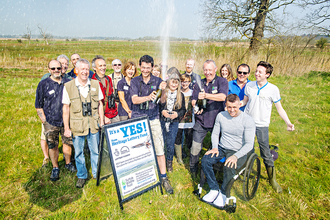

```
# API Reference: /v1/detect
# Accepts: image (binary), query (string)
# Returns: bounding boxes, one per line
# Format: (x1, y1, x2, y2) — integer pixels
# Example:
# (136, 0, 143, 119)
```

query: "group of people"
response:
(35, 53, 295, 208)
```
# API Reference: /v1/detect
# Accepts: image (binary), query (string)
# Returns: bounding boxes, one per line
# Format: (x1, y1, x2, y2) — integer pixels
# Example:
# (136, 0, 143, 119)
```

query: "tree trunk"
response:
(249, 0, 270, 53)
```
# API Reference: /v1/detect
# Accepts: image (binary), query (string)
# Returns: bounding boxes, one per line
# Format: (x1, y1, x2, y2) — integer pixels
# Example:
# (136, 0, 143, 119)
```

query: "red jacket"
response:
(92, 73, 118, 119)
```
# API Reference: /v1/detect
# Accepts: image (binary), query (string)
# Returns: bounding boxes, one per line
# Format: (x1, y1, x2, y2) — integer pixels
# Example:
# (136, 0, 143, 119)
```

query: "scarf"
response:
(165, 90, 177, 132)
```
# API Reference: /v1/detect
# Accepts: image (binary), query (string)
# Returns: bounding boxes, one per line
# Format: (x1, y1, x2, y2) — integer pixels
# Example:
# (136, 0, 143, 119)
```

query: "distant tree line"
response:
(201, 0, 330, 53)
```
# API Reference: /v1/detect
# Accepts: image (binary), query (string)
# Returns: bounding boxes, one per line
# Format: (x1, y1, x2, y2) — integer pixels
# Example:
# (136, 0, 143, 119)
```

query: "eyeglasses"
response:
(113, 64, 122, 67)
(182, 81, 190, 84)
(237, 71, 249, 75)
(50, 67, 62, 71)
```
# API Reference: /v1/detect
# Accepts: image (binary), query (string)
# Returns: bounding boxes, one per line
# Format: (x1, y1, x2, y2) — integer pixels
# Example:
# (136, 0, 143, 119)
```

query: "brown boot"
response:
(175, 144, 184, 165)
(166, 160, 173, 172)
(266, 166, 283, 193)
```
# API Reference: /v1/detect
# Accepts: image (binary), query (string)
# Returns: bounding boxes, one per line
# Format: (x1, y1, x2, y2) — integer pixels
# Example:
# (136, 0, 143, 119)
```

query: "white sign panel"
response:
(105, 117, 160, 200)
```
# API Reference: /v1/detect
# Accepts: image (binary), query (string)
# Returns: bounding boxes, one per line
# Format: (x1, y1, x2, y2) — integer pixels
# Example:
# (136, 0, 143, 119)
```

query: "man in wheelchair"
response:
(201, 94, 256, 208)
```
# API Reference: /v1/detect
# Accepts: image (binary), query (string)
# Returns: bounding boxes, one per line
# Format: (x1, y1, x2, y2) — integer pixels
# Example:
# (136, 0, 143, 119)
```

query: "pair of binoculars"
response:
(82, 102, 92, 116)
(108, 94, 116, 108)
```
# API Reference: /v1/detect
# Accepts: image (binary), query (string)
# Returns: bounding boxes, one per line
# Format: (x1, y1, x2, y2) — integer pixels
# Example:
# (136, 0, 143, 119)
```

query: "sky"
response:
(0, 0, 328, 40)
(0, 0, 202, 39)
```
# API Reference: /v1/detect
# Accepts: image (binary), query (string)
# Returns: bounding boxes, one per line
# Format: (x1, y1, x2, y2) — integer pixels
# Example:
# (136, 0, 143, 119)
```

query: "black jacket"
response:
(159, 92, 186, 123)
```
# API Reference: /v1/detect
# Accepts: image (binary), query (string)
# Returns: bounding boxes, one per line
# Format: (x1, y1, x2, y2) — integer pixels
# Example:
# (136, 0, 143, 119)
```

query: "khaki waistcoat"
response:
(65, 80, 100, 136)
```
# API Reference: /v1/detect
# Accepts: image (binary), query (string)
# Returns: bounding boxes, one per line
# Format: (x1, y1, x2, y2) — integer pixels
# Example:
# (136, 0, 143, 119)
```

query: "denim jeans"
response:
(161, 121, 179, 161)
(256, 127, 274, 167)
(201, 147, 247, 196)
(72, 130, 99, 179)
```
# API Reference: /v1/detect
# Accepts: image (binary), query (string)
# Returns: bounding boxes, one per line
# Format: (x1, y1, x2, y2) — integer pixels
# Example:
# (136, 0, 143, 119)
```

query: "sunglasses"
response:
(237, 71, 249, 75)
(113, 64, 122, 67)
(50, 67, 62, 71)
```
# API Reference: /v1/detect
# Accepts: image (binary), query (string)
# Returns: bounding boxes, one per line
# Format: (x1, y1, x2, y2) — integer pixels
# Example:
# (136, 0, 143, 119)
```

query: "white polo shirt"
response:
(244, 81, 281, 127)
(62, 78, 103, 105)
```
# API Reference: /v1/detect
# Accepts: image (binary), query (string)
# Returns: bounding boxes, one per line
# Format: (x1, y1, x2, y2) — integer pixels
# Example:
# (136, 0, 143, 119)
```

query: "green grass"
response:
(0, 41, 329, 219)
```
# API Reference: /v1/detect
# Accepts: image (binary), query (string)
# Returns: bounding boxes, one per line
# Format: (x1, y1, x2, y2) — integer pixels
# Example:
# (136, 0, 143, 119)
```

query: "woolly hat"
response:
(166, 67, 181, 82)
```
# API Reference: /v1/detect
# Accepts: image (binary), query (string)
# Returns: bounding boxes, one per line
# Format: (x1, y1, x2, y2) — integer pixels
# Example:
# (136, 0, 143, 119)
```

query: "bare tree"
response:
(300, 0, 330, 34)
(201, 0, 294, 52)
(22, 26, 33, 44)
(37, 24, 52, 45)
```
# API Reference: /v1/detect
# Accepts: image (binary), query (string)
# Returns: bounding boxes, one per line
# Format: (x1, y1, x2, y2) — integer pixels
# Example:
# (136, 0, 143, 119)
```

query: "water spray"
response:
(160, 0, 175, 80)
(153, 0, 175, 104)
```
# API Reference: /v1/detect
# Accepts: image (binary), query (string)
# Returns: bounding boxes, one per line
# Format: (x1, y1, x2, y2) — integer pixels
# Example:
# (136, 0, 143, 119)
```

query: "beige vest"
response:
(65, 80, 100, 136)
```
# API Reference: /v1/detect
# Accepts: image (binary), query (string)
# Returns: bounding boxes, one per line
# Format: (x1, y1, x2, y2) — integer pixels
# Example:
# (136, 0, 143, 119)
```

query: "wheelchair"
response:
(193, 150, 261, 213)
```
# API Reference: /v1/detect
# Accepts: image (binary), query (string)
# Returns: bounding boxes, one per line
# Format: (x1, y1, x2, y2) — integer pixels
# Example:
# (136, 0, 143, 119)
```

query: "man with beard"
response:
(39, 55, 72, 167)
(182, 58, 201, 90)
(41, 54, 72, 81)
(35, 60, 76, 181)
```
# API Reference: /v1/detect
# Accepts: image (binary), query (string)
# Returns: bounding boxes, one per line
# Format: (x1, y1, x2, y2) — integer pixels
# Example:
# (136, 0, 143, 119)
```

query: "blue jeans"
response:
(201, 147, 247, 195)
(72, 130, 99, 179)
(256, 127, 273, 167)
(161, 121, 179, 161)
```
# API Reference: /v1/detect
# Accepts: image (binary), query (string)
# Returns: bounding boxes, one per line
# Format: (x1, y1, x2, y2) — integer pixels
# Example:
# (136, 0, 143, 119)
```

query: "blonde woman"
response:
(159, 67, 186, 172)
(152, 65, 162, 78)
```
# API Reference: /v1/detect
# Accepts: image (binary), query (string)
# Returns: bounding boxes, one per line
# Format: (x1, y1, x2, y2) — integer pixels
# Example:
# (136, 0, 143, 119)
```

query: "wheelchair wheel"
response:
(242, 153, 260, 201)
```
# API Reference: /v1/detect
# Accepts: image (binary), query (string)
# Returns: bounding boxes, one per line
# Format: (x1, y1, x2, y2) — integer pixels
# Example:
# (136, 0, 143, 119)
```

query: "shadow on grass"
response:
(23, 149, 93, 212)
(308, 71, 330, 79)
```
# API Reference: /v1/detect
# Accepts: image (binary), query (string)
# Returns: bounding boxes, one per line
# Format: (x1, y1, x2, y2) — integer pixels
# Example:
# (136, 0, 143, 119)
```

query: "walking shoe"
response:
(202, 190, 219, 203)
(50, 168, 60, 181)
(42, 157, 50, 167)
(76, 178, 86, 188)
(65, 162, 77, 172)
(213, 191, 226, 208)
(161, 177, 174, 194)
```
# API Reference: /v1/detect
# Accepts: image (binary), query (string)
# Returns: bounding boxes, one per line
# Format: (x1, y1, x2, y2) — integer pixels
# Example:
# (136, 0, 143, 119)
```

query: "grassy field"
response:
(0, 40, 329, 219)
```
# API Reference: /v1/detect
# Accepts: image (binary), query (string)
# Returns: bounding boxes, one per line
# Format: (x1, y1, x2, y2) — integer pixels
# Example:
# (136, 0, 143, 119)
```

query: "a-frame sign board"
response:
(96, 116, 163, 210)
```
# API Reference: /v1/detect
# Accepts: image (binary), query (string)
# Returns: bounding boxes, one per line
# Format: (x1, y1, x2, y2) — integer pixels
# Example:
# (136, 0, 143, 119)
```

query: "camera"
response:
(82, 102, 92, 116)
(108, 94, 116, 108)
(140, 101, 149, 110)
